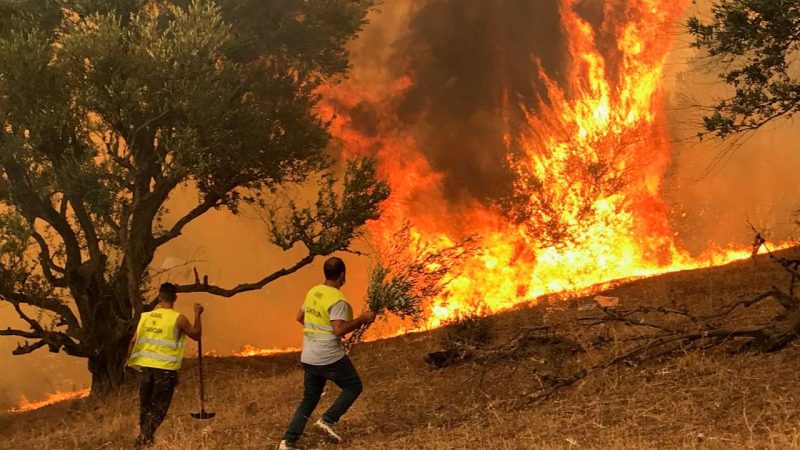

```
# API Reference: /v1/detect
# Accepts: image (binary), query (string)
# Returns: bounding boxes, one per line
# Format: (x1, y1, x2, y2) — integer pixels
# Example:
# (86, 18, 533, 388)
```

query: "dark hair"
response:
(323, 257, 346, 280)
(159, 282, 177, 302)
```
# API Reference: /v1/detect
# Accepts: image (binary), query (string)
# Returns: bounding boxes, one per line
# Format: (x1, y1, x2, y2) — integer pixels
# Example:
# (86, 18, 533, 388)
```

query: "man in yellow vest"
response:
(279, 257, 376, 450)
(127, 282, 203, 448)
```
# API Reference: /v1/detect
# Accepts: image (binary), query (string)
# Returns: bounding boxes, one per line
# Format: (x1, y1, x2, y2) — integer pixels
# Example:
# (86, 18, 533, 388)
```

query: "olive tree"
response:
(0, 0, 388, 394)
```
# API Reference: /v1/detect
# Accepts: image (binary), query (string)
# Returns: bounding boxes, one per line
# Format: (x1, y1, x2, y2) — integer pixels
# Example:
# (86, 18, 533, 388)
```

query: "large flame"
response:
(317, 0, 786, 330)
(13, 1, 776, 410)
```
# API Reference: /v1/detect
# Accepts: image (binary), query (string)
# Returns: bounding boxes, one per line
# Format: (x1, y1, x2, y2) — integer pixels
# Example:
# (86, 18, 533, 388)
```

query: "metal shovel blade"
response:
(190, 409, 216, 420)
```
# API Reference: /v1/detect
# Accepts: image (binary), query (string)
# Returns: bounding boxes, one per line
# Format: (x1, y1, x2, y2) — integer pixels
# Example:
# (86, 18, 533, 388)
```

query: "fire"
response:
(9, 388, 89, 413)
(320, 0, 789, 331)
(233, 345, 300, 357)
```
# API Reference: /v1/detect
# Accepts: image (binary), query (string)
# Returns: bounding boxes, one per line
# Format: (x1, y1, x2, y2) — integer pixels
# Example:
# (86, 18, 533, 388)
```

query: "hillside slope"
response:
(2, 249, 800, 450)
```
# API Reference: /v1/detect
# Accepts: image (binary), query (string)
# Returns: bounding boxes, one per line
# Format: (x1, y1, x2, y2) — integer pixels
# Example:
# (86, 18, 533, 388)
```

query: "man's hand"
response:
(359, 309, 377, 324)
(180, 306, 203, 341)
(332, 309, 378, 337)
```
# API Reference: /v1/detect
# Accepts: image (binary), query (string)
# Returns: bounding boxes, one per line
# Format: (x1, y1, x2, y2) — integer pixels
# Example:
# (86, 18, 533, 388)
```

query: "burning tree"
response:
(0, 0, 387, 394)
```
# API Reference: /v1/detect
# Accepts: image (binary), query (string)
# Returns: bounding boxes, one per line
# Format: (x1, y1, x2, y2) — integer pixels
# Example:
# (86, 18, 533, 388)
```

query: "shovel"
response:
(190, 336, 216, 420)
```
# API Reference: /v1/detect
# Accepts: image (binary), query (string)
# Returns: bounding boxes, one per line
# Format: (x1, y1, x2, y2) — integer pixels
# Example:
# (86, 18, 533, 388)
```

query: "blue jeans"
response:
(283, 356, 363, 444)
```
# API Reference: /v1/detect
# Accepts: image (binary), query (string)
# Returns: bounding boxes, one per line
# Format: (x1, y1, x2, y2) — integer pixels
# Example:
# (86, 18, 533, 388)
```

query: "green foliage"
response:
(0, 210, 33, 282)
(345, 224, 478, 350)
(0, 0, 381, 391)
(688, 0, 800, 137)
(270, 158, 390, 256)
(366, 263, 422, 321)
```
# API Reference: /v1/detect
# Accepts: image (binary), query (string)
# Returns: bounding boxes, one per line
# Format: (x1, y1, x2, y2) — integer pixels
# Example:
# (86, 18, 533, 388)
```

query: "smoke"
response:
(340, 0, 800, 247)
(336, 0, 566, 204)
(3, 0, 800, 406)
(663, 1, 800, 252)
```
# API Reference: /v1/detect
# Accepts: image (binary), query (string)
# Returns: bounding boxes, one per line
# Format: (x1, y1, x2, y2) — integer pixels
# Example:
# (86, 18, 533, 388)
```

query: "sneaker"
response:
(278, 440, 298, 450)
(314, 419, 343, 443)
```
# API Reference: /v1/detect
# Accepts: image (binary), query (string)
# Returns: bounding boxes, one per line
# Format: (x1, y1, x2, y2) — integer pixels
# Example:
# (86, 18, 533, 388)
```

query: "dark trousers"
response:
(137, 367, 178, 445)
(283, 356, 363, 444)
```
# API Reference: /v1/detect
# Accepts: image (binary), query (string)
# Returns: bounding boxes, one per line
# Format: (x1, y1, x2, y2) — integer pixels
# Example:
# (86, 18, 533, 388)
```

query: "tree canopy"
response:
(0, 0, 387, 393)
(688, 0, 800, 138)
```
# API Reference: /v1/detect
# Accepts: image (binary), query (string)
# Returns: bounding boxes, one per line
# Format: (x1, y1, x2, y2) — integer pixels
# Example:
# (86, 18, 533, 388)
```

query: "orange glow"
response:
(314, 0, 796, 333)
(233, 345, 299, 357)
(10, 388, 89, 413)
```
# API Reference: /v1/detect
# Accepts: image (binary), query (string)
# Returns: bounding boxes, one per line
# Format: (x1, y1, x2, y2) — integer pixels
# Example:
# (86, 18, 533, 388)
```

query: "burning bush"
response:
(345, 224, 477, 350)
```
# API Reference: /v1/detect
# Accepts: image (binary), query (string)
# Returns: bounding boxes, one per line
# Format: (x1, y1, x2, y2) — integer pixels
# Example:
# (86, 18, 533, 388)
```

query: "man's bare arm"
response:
(331, 310, 376, 337)
(177, 304, 204, 341)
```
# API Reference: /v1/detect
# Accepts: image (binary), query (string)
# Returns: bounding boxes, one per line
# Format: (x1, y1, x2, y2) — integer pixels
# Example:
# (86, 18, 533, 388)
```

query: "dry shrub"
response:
(440, 308, 495, 350)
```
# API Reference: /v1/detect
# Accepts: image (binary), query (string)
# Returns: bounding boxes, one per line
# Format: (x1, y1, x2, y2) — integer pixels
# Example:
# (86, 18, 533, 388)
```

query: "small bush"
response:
(440, 310, 494, 350)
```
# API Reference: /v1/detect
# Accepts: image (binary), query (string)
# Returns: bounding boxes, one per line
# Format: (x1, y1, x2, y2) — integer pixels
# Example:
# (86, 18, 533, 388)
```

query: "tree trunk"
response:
(88, 334, 131, 395)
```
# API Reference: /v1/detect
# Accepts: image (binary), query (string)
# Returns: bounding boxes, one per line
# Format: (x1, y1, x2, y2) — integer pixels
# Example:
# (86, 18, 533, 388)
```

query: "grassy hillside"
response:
(2, 248, 800, 449)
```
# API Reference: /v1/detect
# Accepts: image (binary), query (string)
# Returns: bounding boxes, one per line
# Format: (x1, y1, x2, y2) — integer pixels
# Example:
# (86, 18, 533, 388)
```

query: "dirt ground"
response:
(2, 249, 800, 449)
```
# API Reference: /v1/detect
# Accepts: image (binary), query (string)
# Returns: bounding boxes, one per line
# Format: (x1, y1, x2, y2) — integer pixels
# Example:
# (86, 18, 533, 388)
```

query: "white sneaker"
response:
(278, 440, 298, 450)
(314, 419, 343, 443)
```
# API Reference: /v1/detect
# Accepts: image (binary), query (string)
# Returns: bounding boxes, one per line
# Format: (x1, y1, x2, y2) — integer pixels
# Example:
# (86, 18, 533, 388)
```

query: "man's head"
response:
(323, 257, 346, 287)
(158, 282, 178, 304)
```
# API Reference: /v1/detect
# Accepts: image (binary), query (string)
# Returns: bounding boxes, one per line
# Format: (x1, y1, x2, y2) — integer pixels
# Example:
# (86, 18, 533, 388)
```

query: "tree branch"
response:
(29, 230, 67, 287)
(0, 291, 82, 337)
(0, 305, 86, 357)
(68, 195, 104, 268)
(153, 194, 224, 247)
(11, 339, 48, 355)
(0, 327, 38, 339)
(1, 157, 83, 266)
(176, 253, 317, 297)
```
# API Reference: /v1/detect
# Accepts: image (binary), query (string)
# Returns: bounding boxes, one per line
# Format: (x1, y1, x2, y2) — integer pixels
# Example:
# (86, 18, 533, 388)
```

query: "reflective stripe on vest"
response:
(136, 337, 184, 349)
(129, 351, 182, 362)
(305, 322, 334, 332)
(127, 308, 186, 371)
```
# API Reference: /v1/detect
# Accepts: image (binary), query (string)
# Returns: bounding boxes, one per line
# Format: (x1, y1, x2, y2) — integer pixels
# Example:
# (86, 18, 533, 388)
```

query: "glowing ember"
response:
(315, 0, 796, 333)
(233, 345, 300, 357)
(9, 388, 89, 413)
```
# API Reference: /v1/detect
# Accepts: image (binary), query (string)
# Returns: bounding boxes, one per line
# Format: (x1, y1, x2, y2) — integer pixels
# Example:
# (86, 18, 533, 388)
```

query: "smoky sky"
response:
(348, 0, 567, 204)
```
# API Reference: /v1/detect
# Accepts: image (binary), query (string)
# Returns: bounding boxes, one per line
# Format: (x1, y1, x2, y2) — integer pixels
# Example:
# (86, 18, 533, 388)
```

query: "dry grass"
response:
(3, 249, 800, 449)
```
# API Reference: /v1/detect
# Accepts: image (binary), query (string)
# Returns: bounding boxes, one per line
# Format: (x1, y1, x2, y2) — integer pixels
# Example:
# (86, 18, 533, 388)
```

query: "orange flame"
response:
(319, 0, 788, 331)
(233, 345, 299, 357)
(9, 388, 89, 413)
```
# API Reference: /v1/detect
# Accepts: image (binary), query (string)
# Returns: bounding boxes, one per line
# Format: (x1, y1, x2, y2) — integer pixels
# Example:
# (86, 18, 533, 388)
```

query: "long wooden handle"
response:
(198, 338, 205, 410)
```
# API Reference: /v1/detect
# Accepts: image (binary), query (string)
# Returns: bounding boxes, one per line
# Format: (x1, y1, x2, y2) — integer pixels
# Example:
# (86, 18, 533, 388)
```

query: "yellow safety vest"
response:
(128, 308, 186, 371)
(303, 285, 351, 340)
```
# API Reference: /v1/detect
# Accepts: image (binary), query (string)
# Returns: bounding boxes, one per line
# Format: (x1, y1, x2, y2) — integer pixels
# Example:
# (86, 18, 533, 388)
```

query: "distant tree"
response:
(688, 0, 800, 138)
(0, 0, 387, 394)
